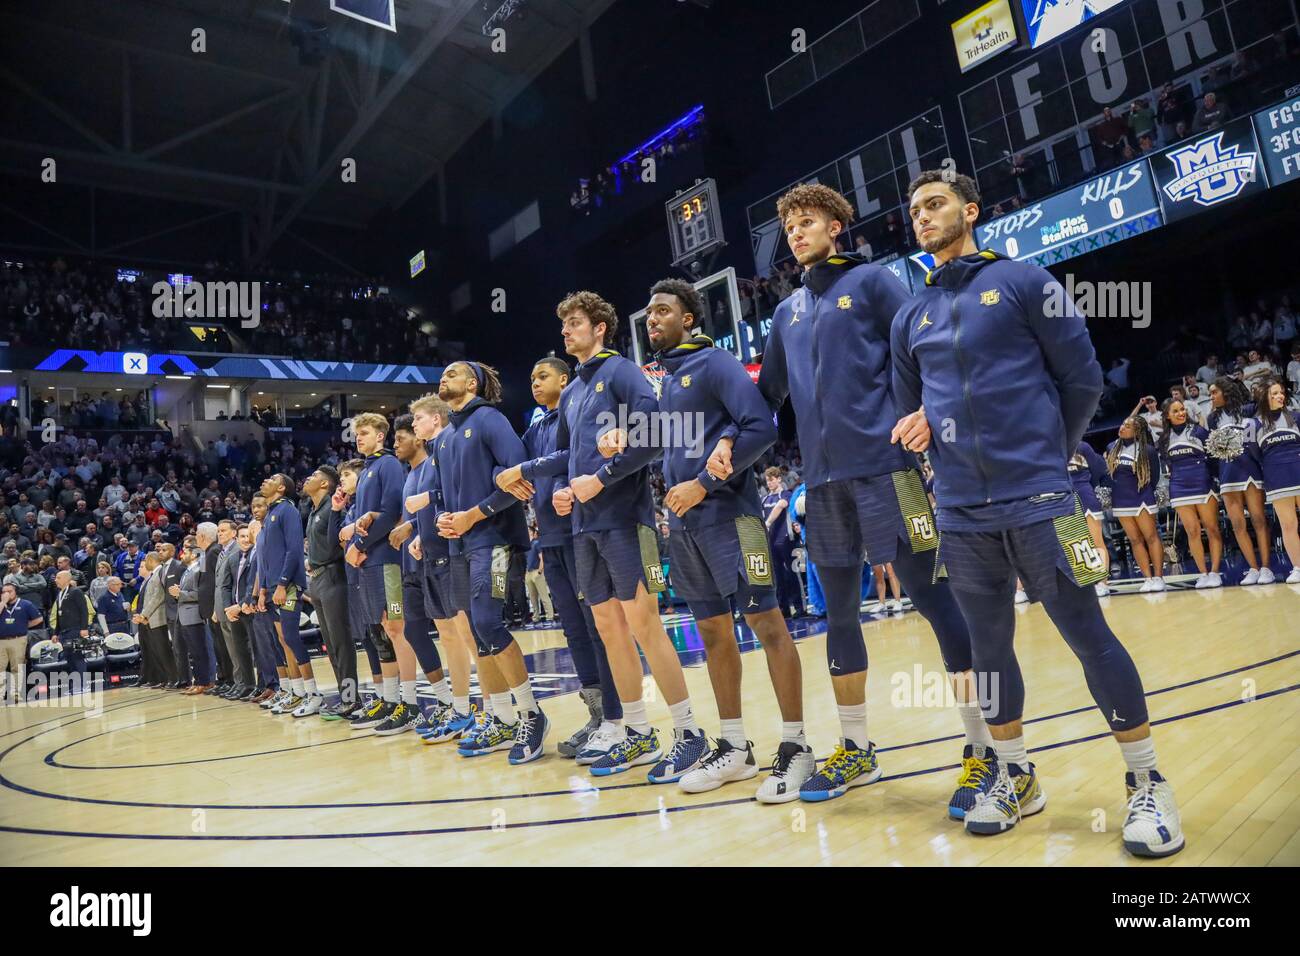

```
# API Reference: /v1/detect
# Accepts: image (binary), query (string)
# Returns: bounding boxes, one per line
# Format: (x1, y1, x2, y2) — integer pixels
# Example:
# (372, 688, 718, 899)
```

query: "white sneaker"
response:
(1148, 577, 1166, 592)
(1094, 582, 1111, 597)
(1138, 578, 1152, 593)
(260, 689, 285, 710)
(1287, 568, 1300, 584)
(575, 721, 626, 766)
(862, 600, 884, 614)
(964, 761, 1046, 835)
(1014, 589, 1029, 605)
(1205, 571, 1222, 588)
(1194, 573, 1210, 589)
(292, 693, 323, 718)
(271, 693, 302, 715)
(1258, 567, 1276, 584)
(678, 739, 759, 793)
(1241, 568, 1261, 586)
(888, 599, 904, 615)
(1122, 769, 1184, 858)
(755, 741, 817, 804)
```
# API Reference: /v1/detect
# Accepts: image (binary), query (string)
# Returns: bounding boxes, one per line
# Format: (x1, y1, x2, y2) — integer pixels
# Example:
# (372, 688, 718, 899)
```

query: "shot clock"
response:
(666, 178, 725, 268)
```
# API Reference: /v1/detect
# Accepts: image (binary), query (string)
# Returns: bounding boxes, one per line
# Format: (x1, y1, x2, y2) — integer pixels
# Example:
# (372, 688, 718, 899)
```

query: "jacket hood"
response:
(450, 396, 491, 427)
(925, 249, 1004, 290)
(575, 349, 619, 383)
(655, 334, 713, 372)
(802, 252, 870, 296)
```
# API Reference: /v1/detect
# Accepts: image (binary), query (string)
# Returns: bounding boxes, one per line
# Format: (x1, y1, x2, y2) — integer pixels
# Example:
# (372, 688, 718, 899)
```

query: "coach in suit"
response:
(175, 536, 214, 694)
(196, 522, 233, 691)
(49, 569, 91, 676)
(134, 554, 177, 688)
(157, 542, 190, 688)
(214, 520, 256, 698)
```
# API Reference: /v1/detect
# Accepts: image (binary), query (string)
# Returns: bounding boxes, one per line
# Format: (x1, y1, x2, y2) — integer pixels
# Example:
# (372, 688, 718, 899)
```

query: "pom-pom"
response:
(1206, 426, 1245, 461)
(1094, 485, 1112, 510)
(1155, 483, 1170, 510)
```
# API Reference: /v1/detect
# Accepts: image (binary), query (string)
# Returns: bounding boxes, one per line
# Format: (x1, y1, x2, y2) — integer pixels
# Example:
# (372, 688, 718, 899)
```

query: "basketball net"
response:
(642, 361, 666, 398)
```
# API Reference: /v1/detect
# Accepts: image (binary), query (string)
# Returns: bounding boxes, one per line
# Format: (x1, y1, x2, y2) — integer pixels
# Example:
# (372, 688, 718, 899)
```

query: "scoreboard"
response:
(666, 179, 726, 268)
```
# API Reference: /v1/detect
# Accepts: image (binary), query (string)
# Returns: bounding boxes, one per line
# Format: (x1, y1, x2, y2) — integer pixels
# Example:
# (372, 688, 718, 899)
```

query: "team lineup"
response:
(175, 170, 1183, 859)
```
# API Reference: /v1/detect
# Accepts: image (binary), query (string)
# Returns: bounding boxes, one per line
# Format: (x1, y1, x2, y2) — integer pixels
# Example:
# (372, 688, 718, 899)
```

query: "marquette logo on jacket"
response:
(464, 428, 472, 438)
(979, 289, 1001, 306)
(917, 312, 932, 330)
(837, 295, 852, 309)
(595, 382, 605, 393)
(680, 375, 692, 388)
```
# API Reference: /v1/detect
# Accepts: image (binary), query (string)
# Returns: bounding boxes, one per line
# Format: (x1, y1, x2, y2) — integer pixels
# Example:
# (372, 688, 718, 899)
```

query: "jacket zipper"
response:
(950, 289, 992, 503)
(807, 287, 830, 478)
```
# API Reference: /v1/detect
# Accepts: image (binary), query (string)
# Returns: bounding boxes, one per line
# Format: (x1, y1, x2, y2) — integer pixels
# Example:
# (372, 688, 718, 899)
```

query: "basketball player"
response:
(890, 169, 1183, 857)
(708, 184, 990, 809)
(248, 496, 295, 711)
(257, 474, 322, 717)
(430, 361, 549, 764)
(496, 292, 705, 781)
(345, 414, 415, 734)
(514, 357, 622, 760)
(381, 414, 456, 733)
(405, 394, 479, 744)
(640, 278, 815, 800)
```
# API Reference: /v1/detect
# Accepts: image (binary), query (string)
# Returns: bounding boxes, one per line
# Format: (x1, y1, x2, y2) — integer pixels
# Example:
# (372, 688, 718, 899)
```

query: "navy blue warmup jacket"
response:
(433, 397, 528, 553)
(891, 250, 1104, 521)
(655, 334, 777, 531)
(348, 448, 404, 566)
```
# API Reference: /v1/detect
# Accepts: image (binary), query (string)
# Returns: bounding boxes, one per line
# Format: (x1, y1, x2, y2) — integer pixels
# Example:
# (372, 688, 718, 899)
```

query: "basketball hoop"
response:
(642, 361, 667, 398)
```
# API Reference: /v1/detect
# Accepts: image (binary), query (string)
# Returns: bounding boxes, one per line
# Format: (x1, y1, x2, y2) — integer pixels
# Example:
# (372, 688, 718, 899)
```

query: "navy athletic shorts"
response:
(669, 515, 778, 620)
(573, 524, 665, 605)
(804, 469, 938, 568)
(935, 504, 1108, 603)
(358, 560, 403, 624)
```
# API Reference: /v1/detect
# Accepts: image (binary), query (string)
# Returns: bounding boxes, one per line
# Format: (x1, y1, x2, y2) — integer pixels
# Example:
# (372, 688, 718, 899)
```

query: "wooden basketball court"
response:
(2, 585, 1297, 867)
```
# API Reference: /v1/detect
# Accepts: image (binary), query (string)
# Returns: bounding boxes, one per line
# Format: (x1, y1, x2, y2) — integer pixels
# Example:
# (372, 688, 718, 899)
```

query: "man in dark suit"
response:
(196, 522, 233, 694)
(49, 569, 91, 677)
(157, 542, 189, 689)
(215, 520, 256, 699)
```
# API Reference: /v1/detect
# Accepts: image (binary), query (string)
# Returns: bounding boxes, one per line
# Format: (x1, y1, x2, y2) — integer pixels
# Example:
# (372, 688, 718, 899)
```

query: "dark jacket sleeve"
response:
(477, 412, 528, 516)
(522, 394, 571, 481)
(1081, 442, 1110, 486)
(597, 361, 664, 485)
(697, 352, 777, 491)
(890, 306, 924, 417)
(277, 509, 304, 584)
(1018, 265, 1104, 454)
(756, 302, 790, 416)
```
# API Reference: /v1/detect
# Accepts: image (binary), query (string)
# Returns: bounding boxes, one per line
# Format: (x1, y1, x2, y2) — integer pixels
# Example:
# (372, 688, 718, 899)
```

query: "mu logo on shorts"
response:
(492, 572, 506, 593)
(1068, 536, 1105, 572)
(646, 564, 665, 586)
(746, 552, 769, 580)
(908, 513, 936, 542)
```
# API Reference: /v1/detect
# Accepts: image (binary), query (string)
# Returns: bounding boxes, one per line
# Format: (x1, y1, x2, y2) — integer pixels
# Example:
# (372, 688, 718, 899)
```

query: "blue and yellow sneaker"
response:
(798, 740, 883, 802)
(415, 700, 452, 737)
(948, 744, 996, 820)
(423, 705, 474, 745)
(647, 728, 709, 784)
(964, 761, 1046, 834)
(507, 709, 550, 765)
(589, 727, 662, 776)
(458, 713, 516, 757)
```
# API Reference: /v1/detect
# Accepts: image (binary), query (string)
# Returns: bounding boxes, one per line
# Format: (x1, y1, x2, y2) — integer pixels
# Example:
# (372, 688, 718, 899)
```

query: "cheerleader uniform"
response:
(1250, 412, 1300, 503)
(1106, 440, 1160, 517)
(1068, 441, 1110, 519)
(1207, 404, 1264, 493)
(1161, 423, 1215, 507)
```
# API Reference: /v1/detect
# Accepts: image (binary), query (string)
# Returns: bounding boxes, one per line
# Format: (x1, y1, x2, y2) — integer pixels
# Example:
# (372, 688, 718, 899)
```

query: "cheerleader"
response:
(1248, 377, 1300, 584)
(1068, 440, 1113, 596)
(1159, 398, 1223, 588)
(1207, 376, 1272, 584)
(1105, 416, 1165, 591)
